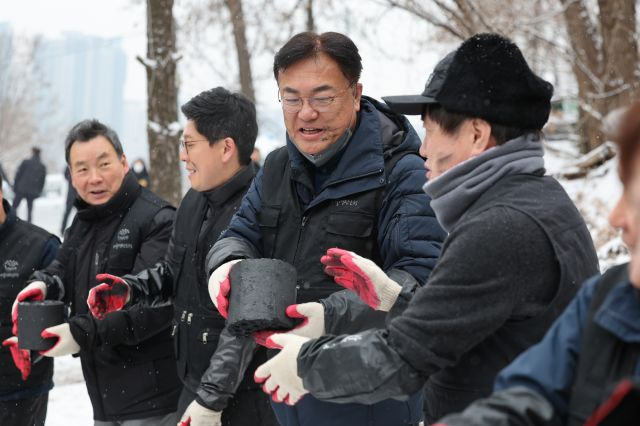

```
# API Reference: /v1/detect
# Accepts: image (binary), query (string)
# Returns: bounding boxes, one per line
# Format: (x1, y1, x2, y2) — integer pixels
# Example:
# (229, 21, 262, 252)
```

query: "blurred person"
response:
(86, 88, 278, 426)
(10, 119, 180, 426)
(0, 162, 11, 190)
(433, 100, 640, 426)
(250, 147, 262, 169)
(249, 33, 600, 424)
(0, 177, 60, 426)
(12, 147, 46, 222)
(60, 166, 77, 235)
(205, 31, 446, 426)
(132, 158, 151, 188)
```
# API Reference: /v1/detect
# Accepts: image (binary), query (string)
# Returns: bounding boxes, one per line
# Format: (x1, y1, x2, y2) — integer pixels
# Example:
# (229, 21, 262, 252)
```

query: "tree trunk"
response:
(224, 0, 256, 103)
(140, 0, 181, 206)
(562, 0, 638, 152)
(598, 0, 638, 110)
(306, 0, 315, 32)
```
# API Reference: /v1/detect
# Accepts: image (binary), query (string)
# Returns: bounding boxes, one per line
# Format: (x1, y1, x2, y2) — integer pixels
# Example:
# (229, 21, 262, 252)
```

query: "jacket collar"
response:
(201, 164, 256, 208)
(74, 171, 141, 221)
(0, 199, 16, 240)
(596, 280, 640, 343)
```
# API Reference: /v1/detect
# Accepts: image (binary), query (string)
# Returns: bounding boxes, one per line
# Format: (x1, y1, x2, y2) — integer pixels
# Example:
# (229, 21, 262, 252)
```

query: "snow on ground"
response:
(47, 357, 93, 425)
(4, 138, 624, 424)
(545, 139, 626, 271)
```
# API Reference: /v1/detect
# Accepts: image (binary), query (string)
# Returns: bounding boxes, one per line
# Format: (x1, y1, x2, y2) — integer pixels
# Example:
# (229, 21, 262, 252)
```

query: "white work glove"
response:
(207, 259, 242, 318)
(177, 400, 219, 426)
(321, 247, 401, 311)
(253, 302, 325, 347)
(11, 281, 47, 335)
(254, 334, 310, 405)
(40, 323, 80, 357)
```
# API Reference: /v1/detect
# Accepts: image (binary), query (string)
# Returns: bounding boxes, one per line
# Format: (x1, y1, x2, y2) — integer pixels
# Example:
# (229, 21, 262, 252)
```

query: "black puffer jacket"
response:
(31, 172, 180, 421)
(122, 165, 264, 411)
(0, 200, 59, 400)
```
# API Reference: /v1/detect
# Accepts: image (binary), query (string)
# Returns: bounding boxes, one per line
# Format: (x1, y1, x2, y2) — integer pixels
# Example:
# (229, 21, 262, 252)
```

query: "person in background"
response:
(60, 166, 77, 235)
(0, 162, 11, 191)
(132, 158, 151, 189)
(250, 147, 262, 169)
(1, 177, 60, 426)
(12, 147, 46, 223)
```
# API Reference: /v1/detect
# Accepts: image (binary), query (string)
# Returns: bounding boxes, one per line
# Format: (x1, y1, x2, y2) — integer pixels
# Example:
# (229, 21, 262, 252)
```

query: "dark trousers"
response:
(12, 193, 35, 222)
(178, 385, 279, 426)
(270, 392, 423, 426)
(0, 393, 48, 426)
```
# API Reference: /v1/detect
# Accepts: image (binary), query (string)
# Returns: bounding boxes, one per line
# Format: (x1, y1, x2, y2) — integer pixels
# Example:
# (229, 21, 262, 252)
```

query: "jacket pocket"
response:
(325, 212, 375, 256)
(258, 206, 280, 258)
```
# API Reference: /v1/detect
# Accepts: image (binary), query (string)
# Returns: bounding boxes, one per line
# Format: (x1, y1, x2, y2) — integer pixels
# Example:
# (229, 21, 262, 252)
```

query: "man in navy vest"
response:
(205, 31, 446, 426)
(1, 177, 59, 426)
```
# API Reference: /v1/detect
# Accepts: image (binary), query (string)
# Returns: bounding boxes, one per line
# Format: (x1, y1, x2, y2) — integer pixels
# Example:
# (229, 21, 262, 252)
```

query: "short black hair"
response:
(423, 104, 534, 146)
(64, 119, 124, 164)
(273, 32, 362, 86)
(180, 87, 257, 166)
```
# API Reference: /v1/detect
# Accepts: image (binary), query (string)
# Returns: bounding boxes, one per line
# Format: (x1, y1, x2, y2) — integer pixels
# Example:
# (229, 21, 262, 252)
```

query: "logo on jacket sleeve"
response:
(0, 259, 19, 278)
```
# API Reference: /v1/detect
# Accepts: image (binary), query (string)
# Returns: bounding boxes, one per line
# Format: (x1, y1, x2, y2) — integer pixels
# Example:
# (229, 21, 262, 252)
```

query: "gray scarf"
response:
(423, 133, 545, 232)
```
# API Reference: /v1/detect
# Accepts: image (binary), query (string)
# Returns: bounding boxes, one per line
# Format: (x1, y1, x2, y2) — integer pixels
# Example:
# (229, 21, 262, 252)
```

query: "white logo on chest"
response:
(3, 259, 18, 272)
(117, 228, 130, 242)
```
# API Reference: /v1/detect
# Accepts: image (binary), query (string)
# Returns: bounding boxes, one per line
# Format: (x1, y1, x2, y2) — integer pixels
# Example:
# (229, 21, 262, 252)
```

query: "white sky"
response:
(1, 0, 443, 105)
(1, 0, 147, 100)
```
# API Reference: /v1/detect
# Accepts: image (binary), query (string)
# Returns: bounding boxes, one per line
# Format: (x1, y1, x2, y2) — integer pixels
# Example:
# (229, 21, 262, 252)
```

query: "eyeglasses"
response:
(179, 138, 209, 154)
(278, 85, 354, 113)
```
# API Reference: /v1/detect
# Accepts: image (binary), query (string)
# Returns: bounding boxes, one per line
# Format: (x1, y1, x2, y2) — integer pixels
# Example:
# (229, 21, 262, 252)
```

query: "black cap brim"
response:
(382, 94, 438, 115)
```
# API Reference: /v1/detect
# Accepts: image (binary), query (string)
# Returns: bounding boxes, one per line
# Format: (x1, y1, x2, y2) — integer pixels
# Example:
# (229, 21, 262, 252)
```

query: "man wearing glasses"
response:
(205, 32, 446, 426)
(87, 88, 278, 426)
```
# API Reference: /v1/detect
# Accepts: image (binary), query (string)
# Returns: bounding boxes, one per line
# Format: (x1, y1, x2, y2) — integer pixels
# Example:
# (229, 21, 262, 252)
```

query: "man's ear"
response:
(470, 118, 495, 155)
(353, 83, 363, 112)
(121, 154, 130, 173)
(222, 137, 237, 163)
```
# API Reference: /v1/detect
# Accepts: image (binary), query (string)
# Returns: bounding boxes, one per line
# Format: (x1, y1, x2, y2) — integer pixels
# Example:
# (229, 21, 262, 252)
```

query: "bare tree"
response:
(561, 0, 638, 151)
(382, 0, 640, 152)
(224, 0, 256, 102)
(139, 0, 182, 206)
(0, 32, 51, 176)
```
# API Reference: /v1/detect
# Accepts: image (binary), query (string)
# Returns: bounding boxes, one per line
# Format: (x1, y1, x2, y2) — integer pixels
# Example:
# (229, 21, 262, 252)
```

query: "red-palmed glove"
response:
(40, 323, 80, 357)
(2, 337, 31, 380)
(253, 302, 325, 348)
(254, 334, 310, 405)
(207, 259, 242, 318)
(11, 281, 47, 335)
(321, 247, 401, 312)
(87, 274, 131, 319)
